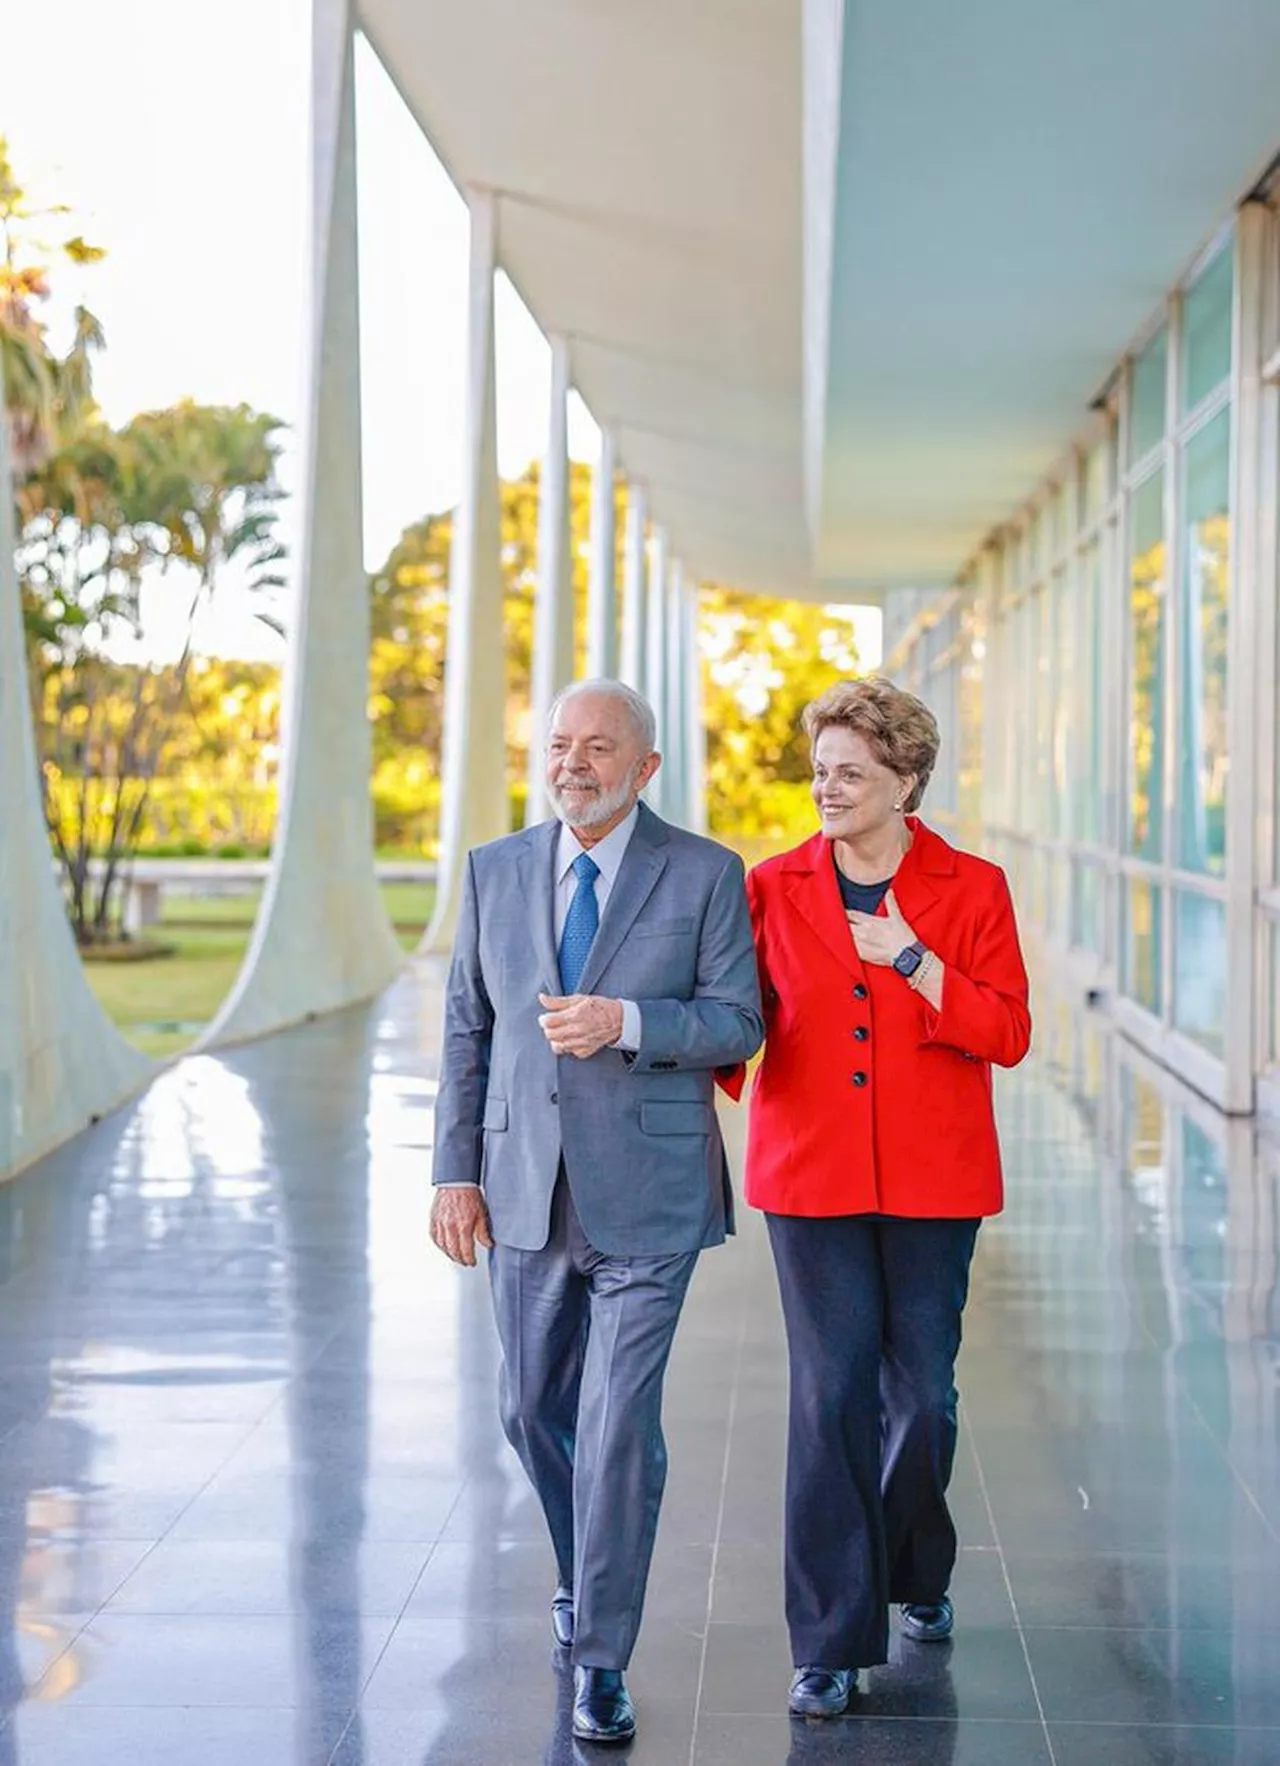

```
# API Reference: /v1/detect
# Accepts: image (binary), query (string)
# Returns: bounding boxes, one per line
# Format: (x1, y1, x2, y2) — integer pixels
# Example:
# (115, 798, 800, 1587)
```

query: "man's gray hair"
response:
(547, 679, 657, 753)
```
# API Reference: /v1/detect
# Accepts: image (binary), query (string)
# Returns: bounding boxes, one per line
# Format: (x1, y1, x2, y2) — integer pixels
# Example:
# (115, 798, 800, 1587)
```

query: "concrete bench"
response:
(88, 859, 436, 934)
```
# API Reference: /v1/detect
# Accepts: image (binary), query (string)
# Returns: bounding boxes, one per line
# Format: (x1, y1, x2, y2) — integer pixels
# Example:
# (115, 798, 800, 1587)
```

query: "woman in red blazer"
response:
(735, 676, 1030, 1718)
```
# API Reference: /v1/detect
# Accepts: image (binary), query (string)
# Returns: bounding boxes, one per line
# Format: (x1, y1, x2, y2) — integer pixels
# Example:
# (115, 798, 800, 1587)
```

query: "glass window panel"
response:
(1046, 481, 1067, 560)
(1083, 419, 1116, 523)
(1018, 600, 1035, 832)
(1034, 588, 1053, 836)
(1269, 924, 1280, 1069)
(1072, 858, 1101, 953)
(1074, 542, 1103, 845)
(958, 604, 983, 833)
(1130, 327, 1168, 463)
(1182, 245, 1233, 412)
(1128, 473, 1166, 860)
(1051, 570, 1071, 836)
(1026, 511, 1042, 583)
(1124, 877, 1163, 1014)
(1030, 847, 1048, 927)
(931, 665, 957, 816)
(1052, 853, 1071, 944)
(1172, 891, 1226, 1054)
(1083, 443, 1105, 526)
(1176, 408, 1230, 875)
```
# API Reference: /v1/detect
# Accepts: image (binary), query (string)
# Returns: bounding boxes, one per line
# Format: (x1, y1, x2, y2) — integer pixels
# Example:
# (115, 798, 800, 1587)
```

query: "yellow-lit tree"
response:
(700, 588, 863, 849)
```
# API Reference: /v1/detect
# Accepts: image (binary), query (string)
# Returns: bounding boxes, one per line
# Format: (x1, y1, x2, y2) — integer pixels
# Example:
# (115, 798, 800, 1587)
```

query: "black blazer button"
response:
(550, 1091, 558, 1104)
(852, 1071, 868, 1087)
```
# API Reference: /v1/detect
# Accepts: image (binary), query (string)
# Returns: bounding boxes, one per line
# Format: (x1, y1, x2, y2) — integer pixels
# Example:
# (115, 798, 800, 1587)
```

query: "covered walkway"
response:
(0, 963, 1275, 1764)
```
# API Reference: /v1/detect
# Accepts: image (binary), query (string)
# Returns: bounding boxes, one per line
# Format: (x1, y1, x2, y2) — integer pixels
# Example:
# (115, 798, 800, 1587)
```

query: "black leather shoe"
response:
(900, 1595, 954, 1641)
(572, 1667, 636, 1744)
(788, 1666, 857, 1717)
(551, 1585, 575, 1650)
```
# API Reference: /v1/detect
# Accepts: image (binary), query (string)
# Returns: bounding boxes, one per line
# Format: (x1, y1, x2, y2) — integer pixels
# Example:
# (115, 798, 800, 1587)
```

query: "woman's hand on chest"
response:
(844, 886, 918, 968)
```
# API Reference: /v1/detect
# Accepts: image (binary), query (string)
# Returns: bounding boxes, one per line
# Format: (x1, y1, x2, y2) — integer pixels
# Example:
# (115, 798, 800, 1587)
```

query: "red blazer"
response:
(727, 819, 1030, 1219)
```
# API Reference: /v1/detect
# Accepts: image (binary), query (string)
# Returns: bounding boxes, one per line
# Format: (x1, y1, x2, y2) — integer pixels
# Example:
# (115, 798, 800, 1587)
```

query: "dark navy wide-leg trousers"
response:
(766, 1211, 980, 1669)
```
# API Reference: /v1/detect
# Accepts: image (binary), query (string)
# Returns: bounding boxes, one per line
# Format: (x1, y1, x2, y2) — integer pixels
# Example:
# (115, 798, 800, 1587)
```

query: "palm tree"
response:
(1, 135, 106, 480)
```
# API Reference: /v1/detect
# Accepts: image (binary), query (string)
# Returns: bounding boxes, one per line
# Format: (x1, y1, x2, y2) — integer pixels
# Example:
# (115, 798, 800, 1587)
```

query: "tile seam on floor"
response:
(1171, 1375, 1280, 1548)
(686, 1221, 756, 1766)
(7, 1354, 299, 1686)
(1046, 1719, 1280, 1731)
(967, 1419, 1060, 1766)
(325, 1479, 464, 1764)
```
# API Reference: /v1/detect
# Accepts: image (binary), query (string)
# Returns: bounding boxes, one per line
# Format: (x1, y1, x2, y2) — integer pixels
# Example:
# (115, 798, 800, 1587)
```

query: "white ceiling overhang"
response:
(358, 1, 1280, 603)
(357, 0, 809, 599)
(814, 0, 1280, 591)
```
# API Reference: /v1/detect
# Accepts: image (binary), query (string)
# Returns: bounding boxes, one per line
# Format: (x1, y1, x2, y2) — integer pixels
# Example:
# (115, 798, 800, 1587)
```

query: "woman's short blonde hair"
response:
(801, 676, 940, 812)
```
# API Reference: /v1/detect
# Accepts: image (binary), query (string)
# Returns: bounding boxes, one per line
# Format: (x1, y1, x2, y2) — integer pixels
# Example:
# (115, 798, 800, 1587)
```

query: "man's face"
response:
(545, 693, 660, 831)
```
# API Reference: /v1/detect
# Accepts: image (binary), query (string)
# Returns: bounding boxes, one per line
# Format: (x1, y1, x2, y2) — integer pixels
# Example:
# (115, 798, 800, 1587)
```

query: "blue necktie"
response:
(558, 853, 600, 994)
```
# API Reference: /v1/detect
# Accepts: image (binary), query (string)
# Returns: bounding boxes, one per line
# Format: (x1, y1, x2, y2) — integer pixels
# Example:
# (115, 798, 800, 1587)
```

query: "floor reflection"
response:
(0, 968, 1274, 1762)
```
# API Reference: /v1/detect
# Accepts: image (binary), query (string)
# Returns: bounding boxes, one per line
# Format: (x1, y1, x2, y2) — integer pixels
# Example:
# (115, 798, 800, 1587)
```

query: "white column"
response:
(0, 375, 152, 1177)
(664, 560, 688, 827)
(683, 575, 707, 834)
(423, 188, 508, 953)
(1223, 200, 1272, 1112)
(586, 427, 618, 678)
(211, 0, 403, 1046)
(644, 528, 669, 817)
(619, 483, 648, 692)
(525, 335, 573, 826)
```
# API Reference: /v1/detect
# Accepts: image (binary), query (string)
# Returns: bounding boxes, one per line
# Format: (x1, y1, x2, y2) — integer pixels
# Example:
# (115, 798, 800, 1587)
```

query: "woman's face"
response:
(811, 725, 912, 842)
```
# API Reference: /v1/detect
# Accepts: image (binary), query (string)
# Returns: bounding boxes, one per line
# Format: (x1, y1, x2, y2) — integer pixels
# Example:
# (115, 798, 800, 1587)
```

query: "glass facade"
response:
(1177, 407, 1230, 876)
(1130, 327, 1168, 463)
(1127, 471, 1166, 863)
(886, 205, 1280, 1116)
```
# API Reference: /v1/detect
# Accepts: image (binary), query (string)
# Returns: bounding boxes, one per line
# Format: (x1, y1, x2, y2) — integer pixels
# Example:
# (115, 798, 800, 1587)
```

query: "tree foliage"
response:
(0, 134, 105, 480)
(700, 588, 863, 843)
(4, 139, 290, 939)
(367, 459, 594, 848)
(20, 406, 286, 940)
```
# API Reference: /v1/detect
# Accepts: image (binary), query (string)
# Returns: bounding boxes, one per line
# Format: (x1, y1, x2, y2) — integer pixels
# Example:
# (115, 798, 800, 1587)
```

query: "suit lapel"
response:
(516, 820, 561, 995)
(783, 837, 863, 977)
(890, 818, 944, 934)
(575, 804, 669, 997)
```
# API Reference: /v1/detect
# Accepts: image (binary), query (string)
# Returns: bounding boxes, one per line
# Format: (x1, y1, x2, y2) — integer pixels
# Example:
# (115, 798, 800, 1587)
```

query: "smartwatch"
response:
(892, 940, 926, 978)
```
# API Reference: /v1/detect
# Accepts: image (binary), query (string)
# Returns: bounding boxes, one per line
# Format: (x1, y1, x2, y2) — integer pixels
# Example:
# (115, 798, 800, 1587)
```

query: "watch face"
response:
(893, 942, 924, 976)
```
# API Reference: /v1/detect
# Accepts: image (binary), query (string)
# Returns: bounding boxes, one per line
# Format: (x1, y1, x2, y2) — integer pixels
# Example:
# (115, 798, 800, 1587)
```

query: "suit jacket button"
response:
(852, 984, 868, 1000)
(550, 1091, 558, 1105)
(851, 1071, 868, 1087)
(853, 1026, 869, 1042)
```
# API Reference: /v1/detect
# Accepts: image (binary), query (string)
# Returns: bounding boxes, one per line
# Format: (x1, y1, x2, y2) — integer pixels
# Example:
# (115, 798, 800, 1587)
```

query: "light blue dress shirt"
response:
(554, 805, 642, 1051)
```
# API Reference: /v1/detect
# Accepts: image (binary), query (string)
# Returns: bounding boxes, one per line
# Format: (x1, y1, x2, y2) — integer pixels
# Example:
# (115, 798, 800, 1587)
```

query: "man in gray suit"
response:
(430, 678, 762, 1744)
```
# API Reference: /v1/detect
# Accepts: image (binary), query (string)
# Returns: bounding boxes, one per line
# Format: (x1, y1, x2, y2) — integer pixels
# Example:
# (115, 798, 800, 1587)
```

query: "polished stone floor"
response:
(0, 961, 1277, 1764)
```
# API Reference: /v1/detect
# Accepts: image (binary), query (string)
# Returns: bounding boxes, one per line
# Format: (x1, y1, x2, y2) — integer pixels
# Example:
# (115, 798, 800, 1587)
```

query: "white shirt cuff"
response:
(613, 999, 642, 1052)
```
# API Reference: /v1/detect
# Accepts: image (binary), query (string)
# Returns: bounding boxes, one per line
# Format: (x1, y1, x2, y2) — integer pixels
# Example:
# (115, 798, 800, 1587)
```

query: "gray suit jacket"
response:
(431, 803, 764, 1255)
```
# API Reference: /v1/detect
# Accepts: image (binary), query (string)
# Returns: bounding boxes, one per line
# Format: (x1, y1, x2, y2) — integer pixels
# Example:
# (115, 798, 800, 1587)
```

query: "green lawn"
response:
(83, 883, 434, 1060)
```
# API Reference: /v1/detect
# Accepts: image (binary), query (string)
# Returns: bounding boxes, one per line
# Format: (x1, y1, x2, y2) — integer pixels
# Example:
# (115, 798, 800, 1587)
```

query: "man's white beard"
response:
(549, 770, 639, 829)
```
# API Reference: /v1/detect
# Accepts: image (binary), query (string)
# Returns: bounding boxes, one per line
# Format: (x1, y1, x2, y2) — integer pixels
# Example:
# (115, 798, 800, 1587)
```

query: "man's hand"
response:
(430, 1185, 493, 1267)
(538, 993, 625, 1059)
(845, 886, 918, 968)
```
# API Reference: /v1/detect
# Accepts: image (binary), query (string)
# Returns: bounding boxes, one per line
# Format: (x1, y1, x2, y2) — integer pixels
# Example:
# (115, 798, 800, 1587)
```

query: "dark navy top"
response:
(832, 851, 891, 916)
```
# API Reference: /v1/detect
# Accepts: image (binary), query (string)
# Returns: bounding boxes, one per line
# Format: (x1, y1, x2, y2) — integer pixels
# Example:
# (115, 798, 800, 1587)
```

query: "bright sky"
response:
(1, 0, 880, 669)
